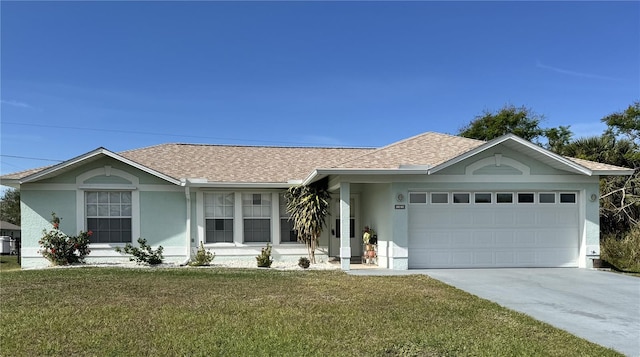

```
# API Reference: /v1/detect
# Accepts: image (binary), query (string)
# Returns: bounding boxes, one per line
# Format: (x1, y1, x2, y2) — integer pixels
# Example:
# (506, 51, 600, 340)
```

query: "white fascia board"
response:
(185, 181, 294, 189)
(428, 134, 592, 176)
(0, 179, 20, 189)
(591, 169, 635, 176)
(302, 168, 429, 185)
(21, 148, 182, 185)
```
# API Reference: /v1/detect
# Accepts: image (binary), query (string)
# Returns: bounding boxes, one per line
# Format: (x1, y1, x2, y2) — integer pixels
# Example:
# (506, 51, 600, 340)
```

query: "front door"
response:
(329, 196, 360, 258)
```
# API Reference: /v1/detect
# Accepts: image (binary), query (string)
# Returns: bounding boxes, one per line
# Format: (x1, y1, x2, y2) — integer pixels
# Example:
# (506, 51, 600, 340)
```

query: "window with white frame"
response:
(539, 193, 556, 204)
(517, 193, 535, 203)
(409, 192, 427, 204)
(279, 193, 297, 243)
(474, 193, 492, 204)
(560, 193, 577, 203)
(205, 193, 234, 243)
(496, 192, 514, 204)
(453, 193, 470, 204)
(431, 193, 449, 204)
(243, 193, 271, 243)
(86, 191, 132, 243)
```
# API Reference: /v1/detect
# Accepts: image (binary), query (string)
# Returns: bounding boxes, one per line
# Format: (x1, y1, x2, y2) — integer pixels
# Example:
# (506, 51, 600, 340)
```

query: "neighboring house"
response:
(0, 132, 633, 270)
(0, 220, 21, 239)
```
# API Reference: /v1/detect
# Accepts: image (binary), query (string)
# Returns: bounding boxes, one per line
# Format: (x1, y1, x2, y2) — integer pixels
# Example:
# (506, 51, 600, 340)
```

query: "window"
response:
(243, 193, 271, 243)
(86, 191, 132, 243)
(539, 193, 556, 204)
(496, 193, 513, 204)
(474, 193, 492, 204)
(560, 193, 577, 203)
(409, 192, 427, 204)
(205, 193, 234, 243)
(517, 193, 535, 203)
(431, 193, 449, 204)
(279, 193, 297, 243)
(453, 193, 470, 204)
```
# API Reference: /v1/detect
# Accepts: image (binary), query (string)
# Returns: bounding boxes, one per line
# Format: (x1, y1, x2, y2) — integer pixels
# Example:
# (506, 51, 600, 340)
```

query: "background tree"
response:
(459, 105, 546, 142)
(0, 189, 20, 225)
(285, 179, 331, 264)
(459, 104, 573, 151)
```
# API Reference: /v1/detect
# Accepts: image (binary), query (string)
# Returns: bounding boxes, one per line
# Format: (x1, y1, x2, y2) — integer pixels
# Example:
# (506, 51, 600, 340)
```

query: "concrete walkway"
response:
(348, 268, 640, 356)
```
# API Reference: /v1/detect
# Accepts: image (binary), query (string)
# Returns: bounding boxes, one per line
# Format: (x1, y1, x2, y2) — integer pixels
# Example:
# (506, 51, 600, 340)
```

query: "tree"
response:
(602, 101, 640, 144)
(459, 105, 546, 142)
(0, 189, 20, 225)
(285, 180, 331, 264)
(561, 135, 639, 235)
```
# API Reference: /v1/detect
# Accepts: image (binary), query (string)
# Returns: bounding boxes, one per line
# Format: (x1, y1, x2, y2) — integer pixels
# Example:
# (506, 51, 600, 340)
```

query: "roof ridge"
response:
(121, 142, 375, 152)
(333, 131, 485, 168)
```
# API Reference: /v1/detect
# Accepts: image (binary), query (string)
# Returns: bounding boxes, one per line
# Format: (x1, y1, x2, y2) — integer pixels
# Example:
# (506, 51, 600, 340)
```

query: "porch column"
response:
(340, 182, 351, 271)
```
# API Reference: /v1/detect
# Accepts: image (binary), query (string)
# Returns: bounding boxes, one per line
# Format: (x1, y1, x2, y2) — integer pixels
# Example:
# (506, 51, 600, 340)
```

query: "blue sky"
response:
(1, 1, 638, 181)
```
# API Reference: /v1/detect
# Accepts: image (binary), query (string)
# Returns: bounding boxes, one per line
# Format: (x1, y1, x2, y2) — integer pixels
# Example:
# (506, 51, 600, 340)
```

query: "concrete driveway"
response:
(350, 268, 640, 356)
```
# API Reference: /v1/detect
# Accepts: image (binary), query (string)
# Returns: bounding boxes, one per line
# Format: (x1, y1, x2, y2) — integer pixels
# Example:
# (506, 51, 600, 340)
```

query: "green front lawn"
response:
(0, 268, 621, 356)
(0, 255, 20, 272)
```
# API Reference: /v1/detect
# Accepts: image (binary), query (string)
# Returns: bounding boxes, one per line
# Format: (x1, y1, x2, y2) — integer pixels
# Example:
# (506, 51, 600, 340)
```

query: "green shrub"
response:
(256, 243, 273, 268)
(601, 227, 640, 273)
(298, 257, 310, 269)
(115, 238, 164, 265)
(39, 213, 92, 266)
(189, 242, 215, 266)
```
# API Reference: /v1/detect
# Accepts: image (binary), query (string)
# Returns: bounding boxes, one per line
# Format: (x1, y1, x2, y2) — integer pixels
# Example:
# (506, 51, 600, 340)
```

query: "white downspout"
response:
(180, 185, 192, 266)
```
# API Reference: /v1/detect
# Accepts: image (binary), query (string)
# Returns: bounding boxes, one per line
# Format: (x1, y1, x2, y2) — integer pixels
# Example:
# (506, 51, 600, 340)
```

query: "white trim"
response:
(465, 155, 531, 175)
(76, 167, 139, 186)
(303, 168, 429, 185)
(271, 192, 280, 245)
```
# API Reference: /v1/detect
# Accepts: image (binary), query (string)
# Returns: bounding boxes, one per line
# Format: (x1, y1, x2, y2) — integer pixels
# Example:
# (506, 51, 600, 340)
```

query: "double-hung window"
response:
(279, 193, 297, 243)
(205, 193, 234, 243)
(243, 193, 271, 243)
(86, 191, 132, 243)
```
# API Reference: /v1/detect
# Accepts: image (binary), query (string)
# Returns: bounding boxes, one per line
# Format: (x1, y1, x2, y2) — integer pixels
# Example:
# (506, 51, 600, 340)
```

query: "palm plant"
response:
(285, 181, 330, 264)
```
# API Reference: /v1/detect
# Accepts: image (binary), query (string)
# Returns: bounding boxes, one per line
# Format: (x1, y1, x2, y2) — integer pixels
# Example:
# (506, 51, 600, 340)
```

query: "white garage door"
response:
(408, 192, 580, 268)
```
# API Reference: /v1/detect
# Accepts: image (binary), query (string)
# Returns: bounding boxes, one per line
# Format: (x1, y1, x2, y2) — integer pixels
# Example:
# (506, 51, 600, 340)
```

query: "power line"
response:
(2, 121, 343, 147)
(0, 154, 63, 162)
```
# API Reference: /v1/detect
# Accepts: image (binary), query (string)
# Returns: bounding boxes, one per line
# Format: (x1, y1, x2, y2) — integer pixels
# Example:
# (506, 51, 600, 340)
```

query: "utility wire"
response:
(0, 154, 63, 162)
(2, 121, 353, 147)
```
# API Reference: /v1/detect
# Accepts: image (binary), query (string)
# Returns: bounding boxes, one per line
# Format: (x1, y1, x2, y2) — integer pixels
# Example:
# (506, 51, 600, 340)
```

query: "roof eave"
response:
(591, 169, 636, 176)
(302, 168, 430, 185)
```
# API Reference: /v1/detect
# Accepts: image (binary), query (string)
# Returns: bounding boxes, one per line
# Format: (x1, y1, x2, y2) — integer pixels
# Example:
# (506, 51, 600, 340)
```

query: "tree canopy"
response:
(458, 105, 546, 142)
(0, 189, 20, 225)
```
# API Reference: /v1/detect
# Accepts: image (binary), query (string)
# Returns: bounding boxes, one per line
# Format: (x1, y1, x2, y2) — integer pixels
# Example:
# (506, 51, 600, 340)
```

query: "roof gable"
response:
(19, 148, 181, 185)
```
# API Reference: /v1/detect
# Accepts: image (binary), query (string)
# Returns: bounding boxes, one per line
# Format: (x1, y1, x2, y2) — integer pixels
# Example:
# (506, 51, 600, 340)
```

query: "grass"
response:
(0, 267, 622, 357)
(0, 255, 20, 272)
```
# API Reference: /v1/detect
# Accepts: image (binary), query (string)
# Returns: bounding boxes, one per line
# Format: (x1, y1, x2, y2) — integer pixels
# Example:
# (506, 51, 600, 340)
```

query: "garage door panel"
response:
(494, 210, 516, 225)
(495, 231, 515, 246)
(516, 210, 537, 225)
(408, 192, 579, 268)
(472, 211, 494, 225)
(473, 231, 494, 247)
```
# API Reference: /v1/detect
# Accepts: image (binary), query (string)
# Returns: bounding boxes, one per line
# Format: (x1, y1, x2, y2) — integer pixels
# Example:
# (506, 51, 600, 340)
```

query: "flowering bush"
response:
(39, 212, 92, 265)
